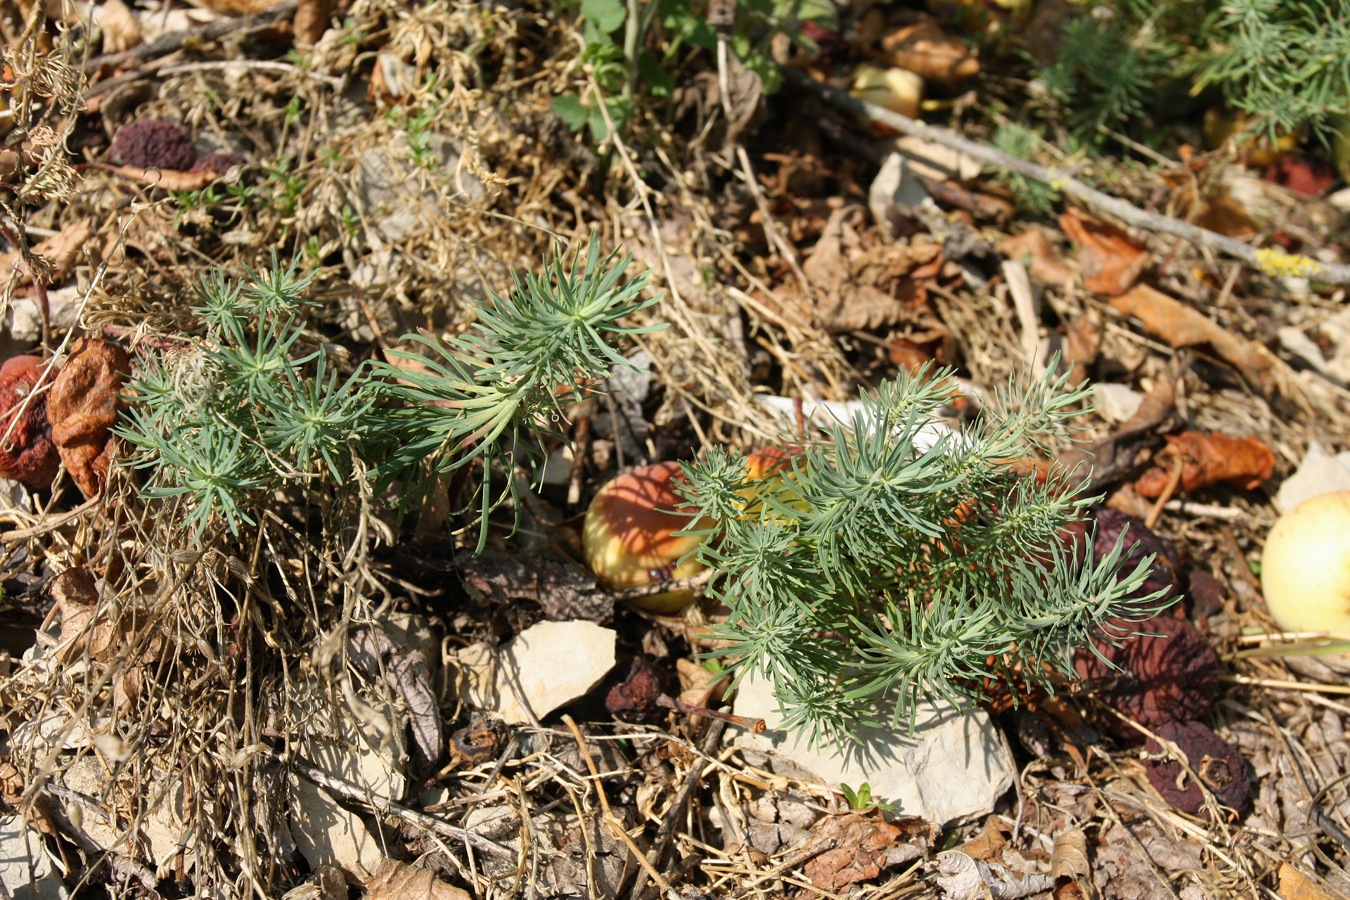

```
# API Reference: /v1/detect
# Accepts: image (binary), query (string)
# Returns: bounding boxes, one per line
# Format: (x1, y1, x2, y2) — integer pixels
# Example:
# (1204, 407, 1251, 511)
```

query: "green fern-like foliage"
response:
(118, 245, 660, 545)
(677, 367, 1172, 745)
(1035, 1, 1348, 148)
(1195, 0, 1350, 142)
(367, 242, 663, 549)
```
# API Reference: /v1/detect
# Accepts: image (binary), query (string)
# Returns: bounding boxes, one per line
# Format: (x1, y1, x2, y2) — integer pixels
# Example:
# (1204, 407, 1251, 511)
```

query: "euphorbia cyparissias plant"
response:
(675, 365, 1173, 745)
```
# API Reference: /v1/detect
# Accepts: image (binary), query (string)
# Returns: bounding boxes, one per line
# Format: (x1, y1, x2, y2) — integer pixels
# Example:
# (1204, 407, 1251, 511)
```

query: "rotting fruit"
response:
(1261, 491, 1350, 634)
(0, 355, 59, 488)
(583, 460, 711, 614)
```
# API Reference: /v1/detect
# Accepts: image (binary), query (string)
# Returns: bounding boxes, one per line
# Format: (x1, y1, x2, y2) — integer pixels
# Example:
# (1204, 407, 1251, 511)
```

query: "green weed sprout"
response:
(118, 244, 661, 546)
(676, 366, 1171, 746)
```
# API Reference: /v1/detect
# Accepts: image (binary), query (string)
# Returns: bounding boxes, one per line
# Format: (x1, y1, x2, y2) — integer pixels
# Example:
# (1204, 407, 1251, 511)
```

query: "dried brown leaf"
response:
(804, 207, 941, 332)
(1051, 827, 1092, 900)
(1278, 862, 1343, 900)
(295, 0, 335, 46)
(100, 163, 219, 190)
(364, 859, 471, 900)
(1109, 284, 1277, 390)
(802, 811, 904, 892)
(47, 338, 130, 498)
(880, 21, 979, 82)
(1001, 228, 1074, 285)
(0, 355, 59, 487)
(98, 0, 143, 54)
(0, 217, 96, 287)
(1135, 430, 1275, 497)
(1059, 208, 1148, 296)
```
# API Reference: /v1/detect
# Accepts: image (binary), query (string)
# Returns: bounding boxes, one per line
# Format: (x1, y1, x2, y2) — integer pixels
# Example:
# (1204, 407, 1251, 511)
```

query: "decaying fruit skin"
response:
(110, 118, 196, 171)
(47, 338, 131, 498)
(583, 460, 710, 613)
(1074, 614, 1219, 736)
(1143, 720, 1252, 819)
(0, 355, 59, 487)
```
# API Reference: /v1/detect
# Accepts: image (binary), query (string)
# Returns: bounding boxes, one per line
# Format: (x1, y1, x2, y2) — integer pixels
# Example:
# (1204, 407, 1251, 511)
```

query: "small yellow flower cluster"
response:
(1254, 247, 1324, 279)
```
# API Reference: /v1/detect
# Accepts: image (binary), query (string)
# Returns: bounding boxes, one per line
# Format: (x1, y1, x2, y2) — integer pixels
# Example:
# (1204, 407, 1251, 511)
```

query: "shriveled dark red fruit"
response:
(110, 119, 196, 171)
(0, 355, 59, 487)
(606, 657, 669, 724)
(1143, 720, 1252, 819)
(1074, 614, 1218, 734)
(1092, 508, 1181, 604)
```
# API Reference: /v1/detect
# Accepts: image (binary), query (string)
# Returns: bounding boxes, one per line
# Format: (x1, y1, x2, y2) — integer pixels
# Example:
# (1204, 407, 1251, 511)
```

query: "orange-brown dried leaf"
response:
(1000, 228, 1074, 285)
(1109, 284, 1276, 391)
(803, 811, 906, 891)
(1059, 209, 1149, 295)
(47, 338, 131, 498)
(1135, 431, 1275, 497)
(0, 355, 59, 487)
(880, 21, 979, 82)
(100, 163, 218, 189)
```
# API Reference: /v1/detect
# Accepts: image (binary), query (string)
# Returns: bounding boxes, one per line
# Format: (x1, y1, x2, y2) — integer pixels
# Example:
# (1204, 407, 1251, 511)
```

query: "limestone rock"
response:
(456, 620, 616, 725)
(732, 672, 1015, 825)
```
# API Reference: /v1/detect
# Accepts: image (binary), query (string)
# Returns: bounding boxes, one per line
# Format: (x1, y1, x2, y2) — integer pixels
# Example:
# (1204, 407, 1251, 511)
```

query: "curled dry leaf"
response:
(364, 859, 471, 900)
(1134, 431, 1276, 498)
(1000, 228, 1074, 284)
(1050, 827, 1090, 900)
(294, 0, 336, 46)
(0, 355, 59, 487)
(47, 337, 131, 498)
(880, 21, 979, 83)
(0, 216, 96, 288)
(101, 163, 220, 191)
(1109, 284, 1278, 391)
(803, 811, 913, 892)
(1059, 208, 1149, 296)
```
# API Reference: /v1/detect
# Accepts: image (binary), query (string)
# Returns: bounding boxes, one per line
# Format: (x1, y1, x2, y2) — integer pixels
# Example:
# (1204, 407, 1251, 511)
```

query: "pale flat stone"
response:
(456, 621, 616, 725)
(733, 672, 1015, 825)
(1092, 382, 1144, 423)
(1275, 442, 1350, 514)
(0, 815, 67, 899)
(893, 135, 983, 182)
(286, 675, 403, 880)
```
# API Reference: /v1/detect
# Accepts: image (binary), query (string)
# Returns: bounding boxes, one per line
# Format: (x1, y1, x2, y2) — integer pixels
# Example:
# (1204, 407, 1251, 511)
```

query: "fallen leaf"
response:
(0, 216, 96, 287)
(1051, 827, 1091, 899)
(1000, 228, 1074, 284)
(294, 0, 335, 45)
(103, 163, 221, 190)
(47, 337, 130, 498)
(1059, 208, 1149, 295)
(1064, 315, 1101, 387)
(1109, 284, 1277, 391)
(803, 206, 942, 332)
(1265, 154, 1337, 198)
(880, 21, 979, 82)
(97, 0, 143, 54)
(364, 859, 471, 900)
(803, 812, 906, 892)
(1278, 862, 1343, 900)
(1135, 431, 1276, 497)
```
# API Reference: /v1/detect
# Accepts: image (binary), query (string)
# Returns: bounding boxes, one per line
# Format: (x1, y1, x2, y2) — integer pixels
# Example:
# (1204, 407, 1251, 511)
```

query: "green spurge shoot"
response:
(118, 244, 661, 547)
(676, 367, 1171, 745)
